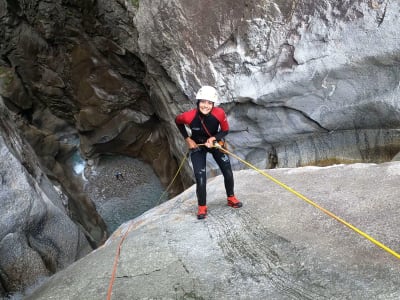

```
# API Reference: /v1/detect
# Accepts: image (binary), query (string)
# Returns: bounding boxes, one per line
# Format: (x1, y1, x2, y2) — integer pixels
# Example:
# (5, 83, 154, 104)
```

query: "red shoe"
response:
(227, 196, 242, 208)
(197, 205, 208, 219)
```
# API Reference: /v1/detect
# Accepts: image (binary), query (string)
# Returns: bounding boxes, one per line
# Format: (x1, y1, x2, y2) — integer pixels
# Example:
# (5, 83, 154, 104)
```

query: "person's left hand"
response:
(205, 137, 216, 148)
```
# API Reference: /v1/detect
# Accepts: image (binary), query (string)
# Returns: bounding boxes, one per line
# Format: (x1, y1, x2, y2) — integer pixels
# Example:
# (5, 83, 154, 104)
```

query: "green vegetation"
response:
(130, 0, 139, 8)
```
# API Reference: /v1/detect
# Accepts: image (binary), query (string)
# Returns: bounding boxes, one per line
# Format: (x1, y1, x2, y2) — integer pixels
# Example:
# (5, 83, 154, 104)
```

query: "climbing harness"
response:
(107, 141, 400, 299)
(213, 142, 400, 260)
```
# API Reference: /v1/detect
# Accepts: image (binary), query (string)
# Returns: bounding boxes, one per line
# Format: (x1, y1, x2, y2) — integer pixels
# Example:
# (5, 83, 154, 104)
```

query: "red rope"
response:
(106, 222, 134, 300)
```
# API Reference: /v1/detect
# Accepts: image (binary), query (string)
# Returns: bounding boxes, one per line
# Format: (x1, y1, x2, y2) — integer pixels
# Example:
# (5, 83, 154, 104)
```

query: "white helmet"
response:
(195, 86, 220, 105)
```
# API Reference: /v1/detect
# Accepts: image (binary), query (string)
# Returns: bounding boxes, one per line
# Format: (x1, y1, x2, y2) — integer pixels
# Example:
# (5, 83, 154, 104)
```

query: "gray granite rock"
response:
(1, 0, 400, 297)
(134, 0, 400, 171)
(2, 0, 400, 193)
(0, 100, 93, 296)
(26, 161, 400, 299)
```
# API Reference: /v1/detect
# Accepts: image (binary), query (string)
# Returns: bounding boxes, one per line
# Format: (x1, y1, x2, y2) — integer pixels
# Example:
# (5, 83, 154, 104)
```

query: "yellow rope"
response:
(107, 143, 398, 299)
(215, 144, 400, 260)
(157, 151, 189, 203)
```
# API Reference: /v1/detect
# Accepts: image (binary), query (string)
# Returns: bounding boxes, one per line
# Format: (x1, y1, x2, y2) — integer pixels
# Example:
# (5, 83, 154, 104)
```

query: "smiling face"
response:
(198, 100, 214, 115)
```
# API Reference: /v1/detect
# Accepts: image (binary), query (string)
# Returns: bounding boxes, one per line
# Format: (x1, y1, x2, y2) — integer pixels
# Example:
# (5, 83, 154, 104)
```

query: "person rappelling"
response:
(175, 86, 243, 219)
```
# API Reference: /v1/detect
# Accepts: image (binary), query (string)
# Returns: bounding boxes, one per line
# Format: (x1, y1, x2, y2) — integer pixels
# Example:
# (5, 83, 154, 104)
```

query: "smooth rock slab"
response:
(27, 162, 400, 299)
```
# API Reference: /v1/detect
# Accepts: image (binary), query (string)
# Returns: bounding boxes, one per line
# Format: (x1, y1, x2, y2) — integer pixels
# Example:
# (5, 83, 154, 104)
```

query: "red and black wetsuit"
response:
(175, 107, 234, 206)
(175, 107, 229, 143)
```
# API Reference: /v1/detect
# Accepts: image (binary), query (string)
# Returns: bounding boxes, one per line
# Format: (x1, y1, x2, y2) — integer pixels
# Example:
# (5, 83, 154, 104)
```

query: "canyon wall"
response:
(1, 0, 399, 296)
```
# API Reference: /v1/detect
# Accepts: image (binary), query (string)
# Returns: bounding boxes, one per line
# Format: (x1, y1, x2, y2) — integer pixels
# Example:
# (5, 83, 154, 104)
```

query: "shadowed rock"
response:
(0, 105, 93, 296)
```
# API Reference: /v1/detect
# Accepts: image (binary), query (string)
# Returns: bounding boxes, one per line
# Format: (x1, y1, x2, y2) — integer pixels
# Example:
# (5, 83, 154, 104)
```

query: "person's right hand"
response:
(185, 137, 198, 149)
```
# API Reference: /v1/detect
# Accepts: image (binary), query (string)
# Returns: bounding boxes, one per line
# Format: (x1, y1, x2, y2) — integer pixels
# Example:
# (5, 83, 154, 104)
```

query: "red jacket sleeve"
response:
(212, 107, 229, 132)
(175, 109, 197, 139)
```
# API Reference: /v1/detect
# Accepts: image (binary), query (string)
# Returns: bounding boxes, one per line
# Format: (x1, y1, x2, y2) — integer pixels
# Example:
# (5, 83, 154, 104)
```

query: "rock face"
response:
(26, 162, 400, 299)
(0, 100, 93, 296)
(0, 0, 187, 194)
(134, 0, 400, 169)
(1, 0, 400, 193)
(1, 0, 400, 297)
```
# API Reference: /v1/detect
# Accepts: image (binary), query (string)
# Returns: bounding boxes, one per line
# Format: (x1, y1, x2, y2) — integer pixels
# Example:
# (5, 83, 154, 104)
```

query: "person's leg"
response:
(211, 149, 234, 196)
(212, 149, 242, 208)
(190, 148, 208, 206)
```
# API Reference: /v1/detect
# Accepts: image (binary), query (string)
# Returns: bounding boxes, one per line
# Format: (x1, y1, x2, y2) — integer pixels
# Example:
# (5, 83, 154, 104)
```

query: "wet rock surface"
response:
(26, 162, 400, 299)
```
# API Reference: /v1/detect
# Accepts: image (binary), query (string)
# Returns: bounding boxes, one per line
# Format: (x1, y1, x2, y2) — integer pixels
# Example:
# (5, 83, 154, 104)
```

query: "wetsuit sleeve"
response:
(175, 110, 195, 139)
(213, 108, 229, 141)
(215, 129, 228, 141)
